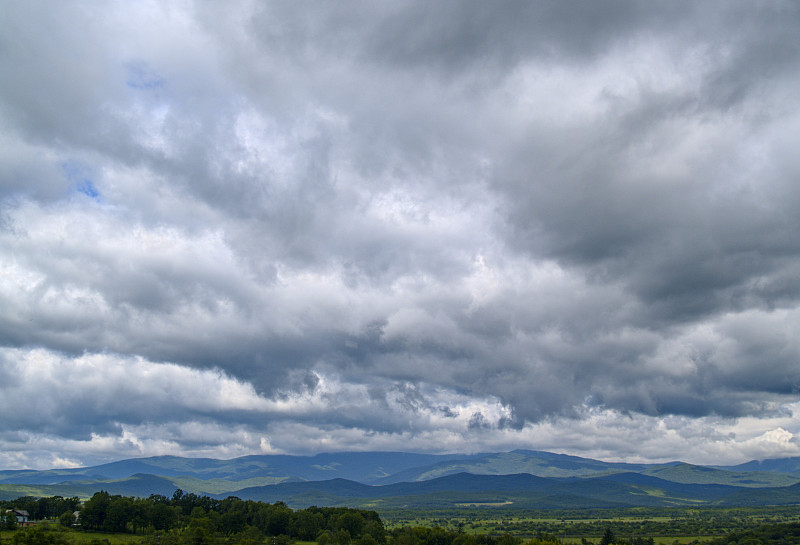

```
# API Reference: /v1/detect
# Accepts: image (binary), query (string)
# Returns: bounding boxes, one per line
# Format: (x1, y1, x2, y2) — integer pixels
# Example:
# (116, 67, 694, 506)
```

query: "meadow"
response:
(380, 505, 800, 542)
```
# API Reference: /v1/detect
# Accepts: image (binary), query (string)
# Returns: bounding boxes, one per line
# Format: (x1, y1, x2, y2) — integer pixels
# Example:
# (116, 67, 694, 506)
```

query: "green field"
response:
(1, 526, 144, 545)
(380, 505, 800, 541)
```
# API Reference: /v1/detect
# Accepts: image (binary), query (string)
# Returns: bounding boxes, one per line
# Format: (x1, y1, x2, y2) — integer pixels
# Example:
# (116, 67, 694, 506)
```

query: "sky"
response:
(2, 1, 800, 471)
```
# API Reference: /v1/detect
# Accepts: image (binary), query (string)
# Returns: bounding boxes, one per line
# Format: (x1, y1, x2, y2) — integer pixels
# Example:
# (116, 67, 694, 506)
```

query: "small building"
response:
(9, 509, 33, 527)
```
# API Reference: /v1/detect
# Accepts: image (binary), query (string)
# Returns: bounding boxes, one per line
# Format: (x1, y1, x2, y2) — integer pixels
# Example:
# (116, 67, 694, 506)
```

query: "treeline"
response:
(385, 505, 800, 541)
(386, 527, 525, 545)
(76, 489, 386, 544)
(707, 522, 800, 545)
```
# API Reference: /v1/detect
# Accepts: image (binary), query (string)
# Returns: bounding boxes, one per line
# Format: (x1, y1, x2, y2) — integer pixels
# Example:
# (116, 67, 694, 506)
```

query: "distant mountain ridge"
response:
(0, 452, 474, 486)
(215, 471, 800, 509)
(376, 450, 657, 483)
(3, 450, 800, 509)
(720, 456, 800, 475)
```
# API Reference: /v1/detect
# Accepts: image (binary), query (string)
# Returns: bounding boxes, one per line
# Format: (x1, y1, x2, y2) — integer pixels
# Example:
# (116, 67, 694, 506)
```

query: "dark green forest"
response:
(1, 491, 386, 545)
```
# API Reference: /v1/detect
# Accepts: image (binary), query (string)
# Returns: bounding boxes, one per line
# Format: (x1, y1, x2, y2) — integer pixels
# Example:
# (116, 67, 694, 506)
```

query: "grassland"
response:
(380, 505, 800, 542)
(1, 526, 144, 545)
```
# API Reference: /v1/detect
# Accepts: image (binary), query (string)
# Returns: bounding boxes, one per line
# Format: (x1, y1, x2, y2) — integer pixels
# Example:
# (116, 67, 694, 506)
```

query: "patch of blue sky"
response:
(61, 160, 100, 201)
(126, 62, 164, 90)
(77, 179, 100, 199)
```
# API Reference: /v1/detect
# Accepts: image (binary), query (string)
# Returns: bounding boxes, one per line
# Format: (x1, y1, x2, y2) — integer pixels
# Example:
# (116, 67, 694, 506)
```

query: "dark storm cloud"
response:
(492, 3, 800, 322)
(2, 0, 800, 468)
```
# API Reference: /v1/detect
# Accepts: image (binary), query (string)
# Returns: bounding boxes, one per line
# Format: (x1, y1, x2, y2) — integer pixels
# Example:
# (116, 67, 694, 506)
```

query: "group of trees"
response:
(382, 527, 653, 545)
(596, 529, 654, 545)
(707, 522, 800, 545)
(1, 490, 385, 545)
(76, 489, 386, 544)
(385, 526, 521, 545)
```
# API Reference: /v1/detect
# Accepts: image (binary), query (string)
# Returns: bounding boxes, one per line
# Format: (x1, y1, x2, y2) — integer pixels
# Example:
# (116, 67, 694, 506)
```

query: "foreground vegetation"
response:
(3, 491, 385, 543)
(4, 492, 800, 545)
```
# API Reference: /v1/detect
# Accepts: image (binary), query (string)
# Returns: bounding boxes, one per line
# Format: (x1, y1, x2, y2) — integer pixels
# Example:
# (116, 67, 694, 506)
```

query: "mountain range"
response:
(4, 450, 800, 510)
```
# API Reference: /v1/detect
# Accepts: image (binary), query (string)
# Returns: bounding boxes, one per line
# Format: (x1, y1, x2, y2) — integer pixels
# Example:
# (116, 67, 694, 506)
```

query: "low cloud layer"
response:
(2, 1, 800, 469)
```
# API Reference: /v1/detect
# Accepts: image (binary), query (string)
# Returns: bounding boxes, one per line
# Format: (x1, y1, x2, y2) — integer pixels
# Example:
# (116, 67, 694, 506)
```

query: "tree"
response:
(129, 499, 150, 534)
(11, 526, 69, 545)
(452, 536, 477, 545)
(600, 529, 616, 545)
(336, 513, 365, 539)
(265, 503, 292, 536)
(391, 528, 420, 545)
(292, 509, 325, 540)
(355, 535, 377, 545)
(335, 529, 352, 545)
(3, 509, 19, 530)
(363, 520, 387, 544)
(150, 502, 178, 531)
(103, 496, 131, 533)
(496, 534, 521, 545)
(58, 511, 75, 527)
(179, 518, 214, 545)
(235, 525, 264, 545)
(80, 492, 111, 531)
(317, 530, 334, 545)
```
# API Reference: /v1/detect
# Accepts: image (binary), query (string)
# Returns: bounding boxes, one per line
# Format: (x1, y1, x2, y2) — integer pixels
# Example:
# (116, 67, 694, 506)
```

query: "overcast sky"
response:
(2, 1, 800, 471)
